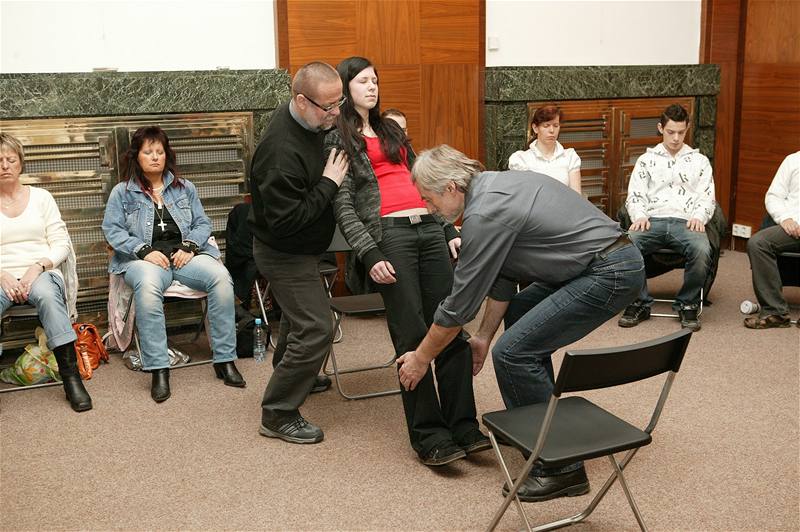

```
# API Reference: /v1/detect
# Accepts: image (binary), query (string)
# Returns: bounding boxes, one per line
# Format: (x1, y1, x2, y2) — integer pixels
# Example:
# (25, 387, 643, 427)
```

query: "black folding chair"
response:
(483, 329, 692, 531)
(322, 226, 399, 400)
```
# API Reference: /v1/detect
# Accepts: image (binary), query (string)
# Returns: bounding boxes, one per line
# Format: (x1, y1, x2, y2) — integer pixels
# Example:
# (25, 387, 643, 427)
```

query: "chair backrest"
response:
(327, 225, 352, 253)
(553, 329, 691, 396)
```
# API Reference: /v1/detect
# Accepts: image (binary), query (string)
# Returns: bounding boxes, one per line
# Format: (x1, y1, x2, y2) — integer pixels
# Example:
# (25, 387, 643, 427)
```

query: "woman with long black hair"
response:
(324, 57, 488, 466)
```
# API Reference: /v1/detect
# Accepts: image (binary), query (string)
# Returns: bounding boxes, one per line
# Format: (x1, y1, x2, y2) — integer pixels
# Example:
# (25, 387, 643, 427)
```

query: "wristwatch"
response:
(179, 241, 199, 254)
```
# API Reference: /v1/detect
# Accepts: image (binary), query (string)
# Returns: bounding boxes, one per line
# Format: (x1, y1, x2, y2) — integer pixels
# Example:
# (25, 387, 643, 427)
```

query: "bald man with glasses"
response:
(249, 61, 349, 444)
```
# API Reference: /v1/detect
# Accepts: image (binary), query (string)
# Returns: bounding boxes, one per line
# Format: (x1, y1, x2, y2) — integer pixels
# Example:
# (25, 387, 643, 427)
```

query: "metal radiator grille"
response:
(630, 117, 660, 138)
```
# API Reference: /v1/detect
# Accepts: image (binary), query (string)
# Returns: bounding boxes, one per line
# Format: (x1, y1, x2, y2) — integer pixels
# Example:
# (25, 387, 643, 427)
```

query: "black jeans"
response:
(377, 219, 479, 456)
(253, 239, 333, 420)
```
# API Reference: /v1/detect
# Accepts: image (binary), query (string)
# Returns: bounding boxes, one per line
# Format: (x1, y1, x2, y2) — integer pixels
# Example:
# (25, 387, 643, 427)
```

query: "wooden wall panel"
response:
(421, 64, 480, 157)
(375, 66, 423, 144)
(735, 62, 800, 229)
(743, 0, 800, 63)
(286, 0, 358, 70)
(701, 0, 746, 221)
(357, 0, 420, 65)
(733, 0, 800, 234)
(419, 0, 481, 64)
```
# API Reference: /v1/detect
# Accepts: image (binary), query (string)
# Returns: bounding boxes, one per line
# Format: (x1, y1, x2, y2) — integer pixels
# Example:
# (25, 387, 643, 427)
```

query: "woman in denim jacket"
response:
(102, 126, 244, 402)
(325, 57, 488, 467)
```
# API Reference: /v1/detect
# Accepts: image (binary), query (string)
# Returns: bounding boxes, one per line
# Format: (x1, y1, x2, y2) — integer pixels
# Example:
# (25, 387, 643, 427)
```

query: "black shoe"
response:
(456, 429, 492, 455)
(151, 369, 171, 403)
(61, 374, 93, 412)
(419, 441, 467, 466)
(618, 303, 651, 328)
(259, 414, 324, 444)
(503, 467, 590, 502)
(213, 361, 246, 388)
(311, 374, 332, 394)
(679, 307, 701, 331)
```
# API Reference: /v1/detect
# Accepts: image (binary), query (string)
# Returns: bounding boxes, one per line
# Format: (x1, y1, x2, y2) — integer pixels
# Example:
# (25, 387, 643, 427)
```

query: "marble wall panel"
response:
(0, 70, 290, 119)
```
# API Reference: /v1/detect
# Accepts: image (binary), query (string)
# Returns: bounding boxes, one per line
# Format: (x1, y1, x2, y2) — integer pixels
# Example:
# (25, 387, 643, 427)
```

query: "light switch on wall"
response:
(488, 36, 500, 51)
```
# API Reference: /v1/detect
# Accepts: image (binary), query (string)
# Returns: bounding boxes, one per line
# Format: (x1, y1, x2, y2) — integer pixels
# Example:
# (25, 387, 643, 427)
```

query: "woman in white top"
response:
(508, 104, 582, 194)
(0, 133, 92, 412)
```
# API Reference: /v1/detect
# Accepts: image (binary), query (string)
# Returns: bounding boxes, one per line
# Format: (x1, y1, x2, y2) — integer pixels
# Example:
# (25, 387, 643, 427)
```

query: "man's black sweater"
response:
(248, 103, 338, 255)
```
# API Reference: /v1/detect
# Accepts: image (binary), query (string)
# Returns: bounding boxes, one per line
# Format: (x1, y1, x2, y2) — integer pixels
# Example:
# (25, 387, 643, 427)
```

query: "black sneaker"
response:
(259, 414, 324, 444)
(679, 307, 701, 331)
(311, 374, 332, 394)
(456, 429, 492, 455)
(618, 303, 651, 328)
(419, 441, 467, 466)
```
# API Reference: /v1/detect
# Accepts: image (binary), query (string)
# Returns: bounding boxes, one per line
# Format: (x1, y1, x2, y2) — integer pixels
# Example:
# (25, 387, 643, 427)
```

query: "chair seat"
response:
(163, 281, 206, 299)
(483, 397, 652, 467)
(329, 293, 385, 316)
(2, 305, 39, 318)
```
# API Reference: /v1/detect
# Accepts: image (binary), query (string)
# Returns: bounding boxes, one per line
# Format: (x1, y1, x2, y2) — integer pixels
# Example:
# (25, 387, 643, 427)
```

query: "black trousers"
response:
(253, 239, 333, 419)
(377, 219, 479, 456)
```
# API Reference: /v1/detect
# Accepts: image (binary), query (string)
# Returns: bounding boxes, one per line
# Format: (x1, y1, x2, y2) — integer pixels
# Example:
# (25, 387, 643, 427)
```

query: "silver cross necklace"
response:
(153, 185, 167, 231)
(155, 203, 167, 231)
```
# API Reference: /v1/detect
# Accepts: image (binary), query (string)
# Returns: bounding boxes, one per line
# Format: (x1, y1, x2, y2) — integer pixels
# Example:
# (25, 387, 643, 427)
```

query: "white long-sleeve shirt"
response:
(0, 186, 71, 279)
(625, 143, 716, 224)
(765, 151, 800, 224)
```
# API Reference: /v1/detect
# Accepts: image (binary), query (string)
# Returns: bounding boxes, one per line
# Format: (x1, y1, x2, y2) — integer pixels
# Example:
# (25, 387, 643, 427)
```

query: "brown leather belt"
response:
(595, 233, 633, 260)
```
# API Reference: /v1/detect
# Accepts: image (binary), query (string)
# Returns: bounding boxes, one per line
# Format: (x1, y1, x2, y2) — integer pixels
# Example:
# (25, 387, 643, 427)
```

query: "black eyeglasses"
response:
(301, 94, 347, 113)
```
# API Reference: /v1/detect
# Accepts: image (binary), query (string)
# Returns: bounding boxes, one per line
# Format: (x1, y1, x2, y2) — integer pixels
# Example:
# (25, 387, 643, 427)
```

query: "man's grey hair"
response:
(291, 62, 340, 99)
(412, 144, 484, 194)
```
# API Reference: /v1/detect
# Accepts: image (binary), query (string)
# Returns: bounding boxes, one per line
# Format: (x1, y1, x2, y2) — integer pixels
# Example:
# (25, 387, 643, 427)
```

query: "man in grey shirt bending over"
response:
(397, 145, 645, 502)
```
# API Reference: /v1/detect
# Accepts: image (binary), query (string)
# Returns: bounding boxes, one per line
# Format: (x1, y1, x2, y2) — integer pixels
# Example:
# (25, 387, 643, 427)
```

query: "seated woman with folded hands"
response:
(0, 132, 91, 412)
(102, 126, 244, 403)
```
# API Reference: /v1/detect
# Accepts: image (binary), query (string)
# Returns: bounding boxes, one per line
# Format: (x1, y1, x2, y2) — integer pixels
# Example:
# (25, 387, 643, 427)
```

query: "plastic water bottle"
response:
(253, 318, 266, 363)
(740, 300, 760, 315)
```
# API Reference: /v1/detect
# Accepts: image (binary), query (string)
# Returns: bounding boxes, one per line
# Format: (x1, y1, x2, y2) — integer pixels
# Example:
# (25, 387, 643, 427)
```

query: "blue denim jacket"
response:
(102, 172, 219, 274)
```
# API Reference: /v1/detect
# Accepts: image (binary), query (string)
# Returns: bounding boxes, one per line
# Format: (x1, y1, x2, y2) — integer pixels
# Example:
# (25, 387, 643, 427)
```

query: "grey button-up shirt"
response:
(434, 170, 623, 328)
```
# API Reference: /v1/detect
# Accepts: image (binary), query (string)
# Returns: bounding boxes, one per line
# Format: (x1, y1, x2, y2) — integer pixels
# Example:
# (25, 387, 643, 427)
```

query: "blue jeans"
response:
(629, 217, 711, 309)
(123, 255, 237, 370)
(0, 271, 77, 349)
(492, 243, 644, 476)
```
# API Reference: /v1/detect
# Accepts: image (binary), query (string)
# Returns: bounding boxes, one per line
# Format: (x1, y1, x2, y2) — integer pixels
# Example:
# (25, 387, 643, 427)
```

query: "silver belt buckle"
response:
(409, 214, 422, 225)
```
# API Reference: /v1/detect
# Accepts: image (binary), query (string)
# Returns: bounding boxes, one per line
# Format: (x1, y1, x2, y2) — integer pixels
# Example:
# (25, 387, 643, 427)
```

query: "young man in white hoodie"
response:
(619, 103, 715, 331)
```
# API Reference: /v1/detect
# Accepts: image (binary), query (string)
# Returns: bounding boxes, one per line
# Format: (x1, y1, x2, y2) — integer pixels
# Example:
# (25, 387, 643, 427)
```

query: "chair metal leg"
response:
(323, 343, 400, 400)
(652, 288, 704, 319)
(191, 299, 208, 342)
(486, 435, 647, 532)
(486, 431, 532, 532)
(528, 447, 643, 532)
(254, 280, 277, 349)
(321, 272, 343, 343)
(608, 454, 647, 531)
(0, 380, 62, 393)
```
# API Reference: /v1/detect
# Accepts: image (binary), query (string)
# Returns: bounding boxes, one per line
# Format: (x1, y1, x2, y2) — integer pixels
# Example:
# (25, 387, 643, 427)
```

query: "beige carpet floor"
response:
(1, 250, 798, 531)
